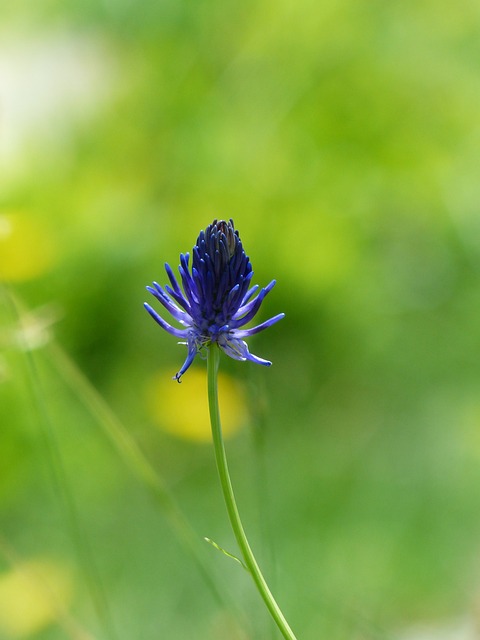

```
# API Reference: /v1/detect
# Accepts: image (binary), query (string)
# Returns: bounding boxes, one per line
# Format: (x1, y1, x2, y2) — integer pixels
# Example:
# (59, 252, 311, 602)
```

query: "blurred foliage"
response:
(1, 0, 480, 638)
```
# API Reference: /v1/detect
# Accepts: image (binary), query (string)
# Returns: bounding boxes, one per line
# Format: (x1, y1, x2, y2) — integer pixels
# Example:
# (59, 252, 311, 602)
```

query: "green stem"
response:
(207, 346, 298, 640)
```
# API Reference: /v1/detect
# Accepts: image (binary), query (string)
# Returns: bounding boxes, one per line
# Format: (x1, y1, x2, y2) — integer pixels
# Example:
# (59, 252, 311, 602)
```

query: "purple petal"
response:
(144, 303, 190, 338)
(164, 285, 192, 314)
(165, 262, 183, 296)
(231, 280, 276, 328)
(231, 313, 285, 338)
(240, 284, 259, 306)
(217, 335, 271, 366)
(179, 265, 199, 300)
(174, 340, 199, 382)
(148, 284, 189, 323)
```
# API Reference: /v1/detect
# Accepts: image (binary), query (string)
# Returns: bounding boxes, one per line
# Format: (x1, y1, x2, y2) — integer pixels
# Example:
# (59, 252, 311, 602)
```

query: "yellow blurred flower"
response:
(146, 366, 247, 442)
(0, 558, 73, 638)
(0, 213, 56, 281)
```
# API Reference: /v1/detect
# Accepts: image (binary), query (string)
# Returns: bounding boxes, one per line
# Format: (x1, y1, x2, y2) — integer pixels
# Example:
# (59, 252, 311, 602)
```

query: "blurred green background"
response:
(1, 0, 480, 638)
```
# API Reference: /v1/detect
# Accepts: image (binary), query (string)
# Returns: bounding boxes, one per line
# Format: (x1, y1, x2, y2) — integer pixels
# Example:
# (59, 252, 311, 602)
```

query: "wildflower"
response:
(144, 219, 284, 381)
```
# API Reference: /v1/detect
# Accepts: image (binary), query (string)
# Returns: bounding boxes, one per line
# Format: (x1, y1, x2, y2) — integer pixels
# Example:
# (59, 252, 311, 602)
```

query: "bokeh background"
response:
(1, 1, 480, 638)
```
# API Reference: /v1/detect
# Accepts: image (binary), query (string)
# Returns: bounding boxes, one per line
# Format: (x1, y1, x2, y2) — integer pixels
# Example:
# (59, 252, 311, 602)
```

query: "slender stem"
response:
(207, 346, 298, 640)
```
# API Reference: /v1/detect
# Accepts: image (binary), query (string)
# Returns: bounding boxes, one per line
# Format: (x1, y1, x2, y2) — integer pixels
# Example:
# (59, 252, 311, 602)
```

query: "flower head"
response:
(144, 219, 284, 381)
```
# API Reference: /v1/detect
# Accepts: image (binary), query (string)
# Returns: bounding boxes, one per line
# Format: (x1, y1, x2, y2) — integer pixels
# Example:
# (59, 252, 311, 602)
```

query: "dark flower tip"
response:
(144, 219, 284, 380)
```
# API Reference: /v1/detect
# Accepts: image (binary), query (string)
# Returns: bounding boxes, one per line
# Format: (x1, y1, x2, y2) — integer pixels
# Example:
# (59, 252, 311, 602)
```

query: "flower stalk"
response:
(145, 219, 294, 635)
(207, 345, 298, 640)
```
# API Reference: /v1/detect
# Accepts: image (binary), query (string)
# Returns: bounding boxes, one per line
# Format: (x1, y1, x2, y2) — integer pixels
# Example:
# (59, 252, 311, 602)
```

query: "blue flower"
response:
(144, 219, 285, 381)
